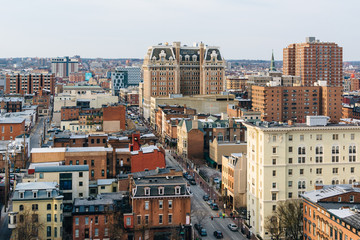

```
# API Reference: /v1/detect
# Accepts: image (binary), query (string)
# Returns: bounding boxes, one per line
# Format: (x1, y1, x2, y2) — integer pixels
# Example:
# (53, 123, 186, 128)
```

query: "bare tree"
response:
(264, 199, 303, 240)
(106, 210, 125, 240)
(264, 215, 284, 240)
(13, 208, 44, 240)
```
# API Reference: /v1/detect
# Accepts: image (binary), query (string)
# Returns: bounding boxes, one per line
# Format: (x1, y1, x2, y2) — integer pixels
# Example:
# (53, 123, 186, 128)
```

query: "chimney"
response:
(192, 119, 198, 130)
(129, 133, 140, 151)
(315, 183, 324, 190)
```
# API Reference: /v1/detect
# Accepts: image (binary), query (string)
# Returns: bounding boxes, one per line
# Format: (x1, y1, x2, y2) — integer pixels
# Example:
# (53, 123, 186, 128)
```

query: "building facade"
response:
(5, 73, 55, 95)
(283, 37, 343, 87)
(51, 57, 79, 78)
(142, 42, 226, 119)
(244, 119, 360, 239)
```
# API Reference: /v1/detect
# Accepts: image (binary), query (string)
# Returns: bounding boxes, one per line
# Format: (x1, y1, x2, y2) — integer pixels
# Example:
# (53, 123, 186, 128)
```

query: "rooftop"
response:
(35, 165, 89, 173)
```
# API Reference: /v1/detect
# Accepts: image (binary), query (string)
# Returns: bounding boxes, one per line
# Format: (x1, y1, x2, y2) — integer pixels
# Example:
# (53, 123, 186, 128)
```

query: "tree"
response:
(264, 199, 303, 240)
(107, 210, 125, 240)
(12, 208, 44, 240)
(264, 215, 284, 240)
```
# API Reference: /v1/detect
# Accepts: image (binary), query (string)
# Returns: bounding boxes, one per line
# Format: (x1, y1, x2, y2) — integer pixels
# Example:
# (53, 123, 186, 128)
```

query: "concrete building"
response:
(142, 42, 226, 119)
(244, 118, 360, 239)
(116, 66, 142, 85)
(5, 73, 55, 95)
(222, 153, 247, 211)
(302, 184, 360, 240)
(111, 69, 128, 96)
(149, 94, 236, 125)
(209, 138, 247, 169)
(283, 37, 343, 87)
(8, 182, 63, 240)
(51, 56, 79, 78)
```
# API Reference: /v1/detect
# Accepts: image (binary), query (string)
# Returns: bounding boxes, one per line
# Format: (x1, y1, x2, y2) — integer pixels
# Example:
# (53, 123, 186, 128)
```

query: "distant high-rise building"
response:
(51, 56, 79, 77)
(283, 37, 343, 86)
(142, 42, 226, 119)
(115, 66, 141, 85)
(5, 73, 55, 95)
(111, 69, 128, 96)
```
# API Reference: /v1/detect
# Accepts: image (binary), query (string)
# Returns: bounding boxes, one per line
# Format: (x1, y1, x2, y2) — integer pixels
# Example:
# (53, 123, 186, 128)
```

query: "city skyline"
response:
(1, 0, 359, 60)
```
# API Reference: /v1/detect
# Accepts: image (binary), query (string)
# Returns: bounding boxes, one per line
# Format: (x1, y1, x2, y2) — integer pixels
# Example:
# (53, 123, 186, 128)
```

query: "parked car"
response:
(228, 223, 238, 231)
(207, 200, 213, 206)
(211, 203, 219, 210)
(194, 223, 202, 231)
(203, 195, 209, 201)
(213, 177, 220, 183)
(213, 231, 223, 239)
(199, 228, 207, 236)
(189, 179, 196, 185)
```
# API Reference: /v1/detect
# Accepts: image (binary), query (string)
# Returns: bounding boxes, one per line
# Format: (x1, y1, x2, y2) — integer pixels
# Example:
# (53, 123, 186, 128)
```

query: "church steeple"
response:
(270, 50, 276, 71)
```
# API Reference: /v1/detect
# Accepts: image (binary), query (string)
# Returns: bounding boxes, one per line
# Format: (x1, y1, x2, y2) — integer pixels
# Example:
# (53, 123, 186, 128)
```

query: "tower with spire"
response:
(269, 50, 276, 71)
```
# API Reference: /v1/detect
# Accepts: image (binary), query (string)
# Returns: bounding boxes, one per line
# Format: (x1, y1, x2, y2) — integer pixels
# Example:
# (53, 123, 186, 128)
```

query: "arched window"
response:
(19, 205, 24, 211)
(298, 147, 306, 155)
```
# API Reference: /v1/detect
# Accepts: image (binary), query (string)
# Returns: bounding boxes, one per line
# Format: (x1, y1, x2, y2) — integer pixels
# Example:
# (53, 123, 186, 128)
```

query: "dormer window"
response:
(47, 190, 51, 198)
(144, 187, 150, 196)
(19, 192, 24, 199)
(158, 187, 164, 195)
(175, 186, 181, 195)
(32, 190, 38, 199)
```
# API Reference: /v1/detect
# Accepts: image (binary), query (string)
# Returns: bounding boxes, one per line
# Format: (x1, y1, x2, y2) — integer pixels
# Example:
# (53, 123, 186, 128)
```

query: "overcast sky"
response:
(1, 0, 359, 60)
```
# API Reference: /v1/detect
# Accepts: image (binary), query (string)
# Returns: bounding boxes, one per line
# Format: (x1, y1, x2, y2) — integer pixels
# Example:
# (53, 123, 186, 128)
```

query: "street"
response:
(165, 151, 247, 240)
(30, 117, 45, 150)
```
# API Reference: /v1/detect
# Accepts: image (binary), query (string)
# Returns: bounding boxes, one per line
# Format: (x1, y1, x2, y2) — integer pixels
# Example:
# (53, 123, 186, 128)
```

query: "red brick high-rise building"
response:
(5, 73, 55, 95)
(283, 37, 342, 87)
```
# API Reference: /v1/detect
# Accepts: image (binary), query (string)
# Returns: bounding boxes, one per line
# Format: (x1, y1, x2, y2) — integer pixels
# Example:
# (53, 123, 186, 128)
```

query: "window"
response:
(272, 182, 276, 188)
(32, 204, 38, 211)
(69, 160, 73, 165)
(351, 134, 355, 140)
(145, 201, 149, 210)
(333, 168, 339, 174)
(272, 193, 277, 201)
(95, 216, 98, 224)
(316, 134, 322, 140)
(298, 147, 305, 155)
(175, 186, 181, 194)
(85, 217, 89, 225)
(101, 170, 105, 177)
(10, 126, 13, 133)
(33, 192, 37, 198)
(145, 188, 150, 196)
(288, 135, 293, 141)
(272, 170, 276, 177)
(272, 147, 277, 154)
(95, 228, 99, 237)
(126, 217, 131, 226)
(104, 228, 108, 236)
(91, 170, 94, 177)
(300, 135, 304, 141)
(47, 204, 51, 210)
(145, 215, 149, 224)
(47, 226, 51, 237)
(288, 169, 293, 176)
(54, 227, 58, 238)
(351, 167, 355, 173)
(288, 158, 293, 164)
(39, 173, 44, 179)
(91, 160, 94, 166)
(137, 215, 141, 225)
(75, 229, 79, 238)
(289, 147, 293, 153)
(298, 157, 305, 163)
(19, 192, 24, 199)
(79, 181, 83, 187)
(333, 134, 339, 140)
(272, 135, 277, 142)
(168, 214, 173, 224)
(168, 200, 173, 209)
(288, 192, 293, 198)
(159, 200, 163, 209)
(47, 214, 51, 222)
(75, 217, 79, 225)
(79, 172, 83, 177)
(338, 197, 342, 202)
(272, 159, 276, 165)
(19, 205, 24, 211)
(158, 187, 164, 195)
(300, 169, 304, 175)
(159, 214, 163, 224)
(316, 168, 322, 174)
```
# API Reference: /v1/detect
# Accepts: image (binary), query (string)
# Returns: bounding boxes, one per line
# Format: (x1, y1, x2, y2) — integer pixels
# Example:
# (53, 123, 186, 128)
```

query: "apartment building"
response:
(142, 42, 226, 119)
(226, 76, 248, 91)
(251, 85, 342, 123)
(5, 73, 55, 95)
(222, 153, 247, 210)
(125, 176, 192, 239)
(0, 97, 23, 112)
(244, 117, 360, 239)
(283, 37, 343, 87)
(51, 56, 79, 78)
(0, 117, 25, 140)
(8, 182, 63, 240)
(302, 184, 360, 240)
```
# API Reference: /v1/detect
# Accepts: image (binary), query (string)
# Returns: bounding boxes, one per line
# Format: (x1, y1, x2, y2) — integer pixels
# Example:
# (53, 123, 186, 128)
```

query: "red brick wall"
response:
(187, 129, 204, 160)
(61, 107, 80, 121)
(73, 214, 110, 240)
(102, 105, 126, 130)
(0, 121, 25, 140)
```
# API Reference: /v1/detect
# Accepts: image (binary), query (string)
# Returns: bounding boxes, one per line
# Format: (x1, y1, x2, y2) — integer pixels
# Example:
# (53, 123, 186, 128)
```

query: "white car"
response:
(228, 224, 238, 231)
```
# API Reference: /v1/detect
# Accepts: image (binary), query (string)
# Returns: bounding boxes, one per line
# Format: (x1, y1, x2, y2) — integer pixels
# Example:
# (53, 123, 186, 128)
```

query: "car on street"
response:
(199, 228, 207, 236)
(188, 179, 196, 185)
(207, 200, 213, 205)
(183, 172, 188, 178)
(211, 203, 219, 210)
(213, 231, 223, 239)
(203, 195, 209, 201)
(194, 223, 202, 231)
(213, 177, 220, 183)
(228, 223, 238, 231)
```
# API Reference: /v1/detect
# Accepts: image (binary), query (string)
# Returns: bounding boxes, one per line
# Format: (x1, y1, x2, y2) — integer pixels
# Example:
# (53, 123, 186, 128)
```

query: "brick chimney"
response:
(129, 133, 140, 151)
